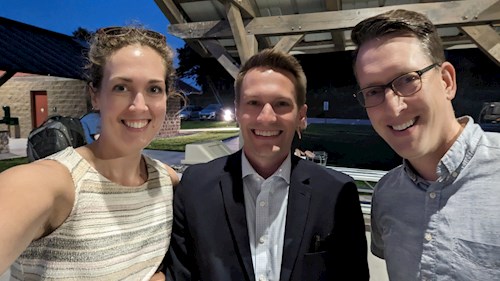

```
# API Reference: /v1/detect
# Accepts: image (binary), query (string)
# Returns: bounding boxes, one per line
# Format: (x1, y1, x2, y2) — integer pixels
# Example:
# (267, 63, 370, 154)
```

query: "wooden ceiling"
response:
(155, 0, 500, 78)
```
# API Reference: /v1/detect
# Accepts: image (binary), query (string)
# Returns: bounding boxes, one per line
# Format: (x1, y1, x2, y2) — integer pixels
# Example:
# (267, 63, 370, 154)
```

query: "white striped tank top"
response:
(10, 147, 173, 280)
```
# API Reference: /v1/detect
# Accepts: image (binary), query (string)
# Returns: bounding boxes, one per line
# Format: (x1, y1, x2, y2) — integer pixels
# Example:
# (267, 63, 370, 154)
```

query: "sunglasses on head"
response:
(96, 26, 166, 41)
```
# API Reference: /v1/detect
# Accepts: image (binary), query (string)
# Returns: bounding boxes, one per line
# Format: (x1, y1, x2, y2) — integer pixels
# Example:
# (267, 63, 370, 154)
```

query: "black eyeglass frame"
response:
(353, 63, 439, 108)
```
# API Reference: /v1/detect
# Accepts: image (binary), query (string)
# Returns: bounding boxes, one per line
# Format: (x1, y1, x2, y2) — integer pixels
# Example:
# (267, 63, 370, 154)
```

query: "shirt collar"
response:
(404, 116, 480, 184)
(241, 152, 291, 184)
(437, 116, 480, 179)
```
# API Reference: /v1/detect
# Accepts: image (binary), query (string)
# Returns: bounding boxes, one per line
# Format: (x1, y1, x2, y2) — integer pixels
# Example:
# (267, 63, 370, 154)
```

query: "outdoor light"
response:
(223, 109, 233, 122)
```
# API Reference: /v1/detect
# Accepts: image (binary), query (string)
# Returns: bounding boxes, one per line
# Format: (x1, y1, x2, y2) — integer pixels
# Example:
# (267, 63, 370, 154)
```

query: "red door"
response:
(31, 91, 48, 128)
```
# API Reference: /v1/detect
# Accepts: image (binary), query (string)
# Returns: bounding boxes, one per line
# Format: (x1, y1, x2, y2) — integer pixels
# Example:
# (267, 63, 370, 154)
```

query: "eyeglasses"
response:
(96, 26, 166, 41)
(353, 63, 438, 108)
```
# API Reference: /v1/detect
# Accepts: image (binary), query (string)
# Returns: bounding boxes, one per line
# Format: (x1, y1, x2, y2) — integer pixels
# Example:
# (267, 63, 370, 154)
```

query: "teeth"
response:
(254, 129, 280, 136)
(392, 119, 415, 131)
(124, 120, 148, 129)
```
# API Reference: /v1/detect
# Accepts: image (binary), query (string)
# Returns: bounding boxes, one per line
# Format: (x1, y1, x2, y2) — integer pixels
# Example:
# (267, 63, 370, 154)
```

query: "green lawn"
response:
(0, 122, 239, 172)
(181, 120, 237, 129)
(147, 131, 238, 151)
(148, 120, 239, 151)
(0, 157, 28, 172)
(300, 123, 401, 170)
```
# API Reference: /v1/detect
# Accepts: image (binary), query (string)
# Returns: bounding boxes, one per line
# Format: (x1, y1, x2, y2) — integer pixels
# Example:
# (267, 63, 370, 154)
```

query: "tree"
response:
(176, 45, 234, 95)
(72, 27, 93, 42)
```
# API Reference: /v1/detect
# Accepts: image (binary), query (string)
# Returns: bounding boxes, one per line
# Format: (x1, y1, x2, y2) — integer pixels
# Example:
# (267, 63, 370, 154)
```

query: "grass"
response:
(180, 121, 237, 129)
(300, 123, 401, 171)
(0, 157, 28, 172)
(147, 120, 239, 151)
(147, 131, 239, 151)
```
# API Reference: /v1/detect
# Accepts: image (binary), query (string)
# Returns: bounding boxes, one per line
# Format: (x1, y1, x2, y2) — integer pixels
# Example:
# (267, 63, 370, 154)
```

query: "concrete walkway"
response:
(0, 138, 29, 160)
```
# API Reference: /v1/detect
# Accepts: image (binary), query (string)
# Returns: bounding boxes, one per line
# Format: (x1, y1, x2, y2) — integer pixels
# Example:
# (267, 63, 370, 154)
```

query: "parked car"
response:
(478, 102, 500, 123)
(478, 102, 500, 132)
(179, 105, 203, 120)
(199, 104, 234, 121)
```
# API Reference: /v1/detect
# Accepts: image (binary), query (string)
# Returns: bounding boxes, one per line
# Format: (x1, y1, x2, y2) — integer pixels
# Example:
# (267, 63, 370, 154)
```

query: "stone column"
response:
(0, 131, 9, 153)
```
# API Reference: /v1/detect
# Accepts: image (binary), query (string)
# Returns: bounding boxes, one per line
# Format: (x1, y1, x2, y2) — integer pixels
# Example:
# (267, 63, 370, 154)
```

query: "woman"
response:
(0, 25, 179, 280)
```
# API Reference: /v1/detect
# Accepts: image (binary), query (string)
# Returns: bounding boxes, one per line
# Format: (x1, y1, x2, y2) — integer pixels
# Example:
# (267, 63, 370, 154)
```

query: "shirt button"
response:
(425, 233, 432, 241)
(429, 192, 436, 199)
(259, 201, 266, 207)
(259, 237, 265, 244)
(451, 171, 458, 177)
(259, 275, 267, 281)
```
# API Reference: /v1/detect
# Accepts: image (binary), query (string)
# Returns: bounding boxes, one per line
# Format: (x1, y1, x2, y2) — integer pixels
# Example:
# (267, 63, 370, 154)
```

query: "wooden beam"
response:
(324, 0, 341, 11)
(458, 1, 500, 66)
(273, 35, 305, 53)
(224, 0, 273, 49)
(460, 25, 500, 66)
(203, 40, 240, 79)
(245, 34, 258, 60)
(226, 2, 253, 63)
(154, 0, 186, 24)
(325, 0, 346, 51)
(330, 32, 346, 51)
(168, 0, 500, 39)
(226, 0, 259, 18)
(154, 0, 210, 56)
(474, 0, 500, 22)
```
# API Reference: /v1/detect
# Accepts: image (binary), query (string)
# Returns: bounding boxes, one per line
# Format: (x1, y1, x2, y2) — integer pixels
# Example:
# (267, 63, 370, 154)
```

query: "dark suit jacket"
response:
(165, 150, 369, 281)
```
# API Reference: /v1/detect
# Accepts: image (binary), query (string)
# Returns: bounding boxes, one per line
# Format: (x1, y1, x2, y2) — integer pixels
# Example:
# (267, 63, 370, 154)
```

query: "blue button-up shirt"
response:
(371, 116, 500, 280)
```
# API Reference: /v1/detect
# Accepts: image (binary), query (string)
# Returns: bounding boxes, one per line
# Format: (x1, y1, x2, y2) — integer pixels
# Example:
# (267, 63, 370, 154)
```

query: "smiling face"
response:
(237, 67, 307, 172)
(92, 44, 167, 152)
(354, 34, 459, 163)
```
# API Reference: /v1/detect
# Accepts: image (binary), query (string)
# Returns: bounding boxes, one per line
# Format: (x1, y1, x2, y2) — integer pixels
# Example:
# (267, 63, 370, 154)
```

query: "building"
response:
(0, 16, 193, 139)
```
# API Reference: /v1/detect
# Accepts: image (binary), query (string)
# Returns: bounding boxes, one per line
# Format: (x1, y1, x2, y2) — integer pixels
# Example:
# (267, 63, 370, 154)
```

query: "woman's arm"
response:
(164, 163, 180, 187)
(150, 271, 165, 281)
(0, 160, 74, 274)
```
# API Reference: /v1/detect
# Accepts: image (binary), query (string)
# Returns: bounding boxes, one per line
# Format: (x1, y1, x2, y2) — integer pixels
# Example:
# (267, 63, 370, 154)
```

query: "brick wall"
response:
(0, 75, 88, 138)
(158, 95, 181, 137)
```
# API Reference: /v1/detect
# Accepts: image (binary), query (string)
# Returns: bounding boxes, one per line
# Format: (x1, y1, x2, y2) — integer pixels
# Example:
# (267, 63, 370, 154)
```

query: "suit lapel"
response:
(280, 158, 312, 281)
(220, 151, 255, 281)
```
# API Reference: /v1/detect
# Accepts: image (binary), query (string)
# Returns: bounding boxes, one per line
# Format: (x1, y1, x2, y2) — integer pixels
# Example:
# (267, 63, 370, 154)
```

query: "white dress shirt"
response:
(242, 153, 291, 281)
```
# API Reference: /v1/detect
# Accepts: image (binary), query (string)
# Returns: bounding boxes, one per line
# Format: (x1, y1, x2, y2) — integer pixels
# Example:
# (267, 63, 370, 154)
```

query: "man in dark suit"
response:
(165, 48, 369, 281)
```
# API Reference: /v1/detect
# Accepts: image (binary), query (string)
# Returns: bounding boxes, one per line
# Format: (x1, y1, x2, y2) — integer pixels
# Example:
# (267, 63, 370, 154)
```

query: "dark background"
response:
(298, 48, 500, 120)
(297, 48, 499, 171)
(191, 48, 499, 171)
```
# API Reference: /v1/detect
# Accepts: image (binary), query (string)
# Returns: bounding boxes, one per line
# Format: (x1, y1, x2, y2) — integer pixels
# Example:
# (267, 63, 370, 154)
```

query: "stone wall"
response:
(0, 131, 9, 153)
(0, 75, 181, 138)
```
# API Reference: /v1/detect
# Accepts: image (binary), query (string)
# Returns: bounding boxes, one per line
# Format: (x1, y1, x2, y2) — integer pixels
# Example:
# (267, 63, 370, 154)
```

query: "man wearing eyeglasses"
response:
(351, 9, 500, 281)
